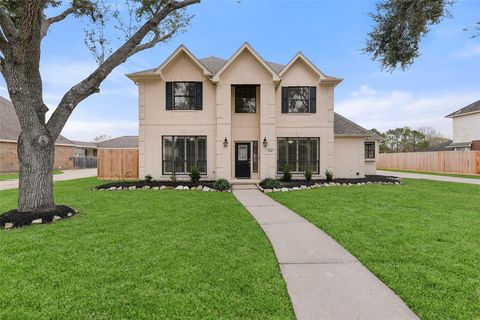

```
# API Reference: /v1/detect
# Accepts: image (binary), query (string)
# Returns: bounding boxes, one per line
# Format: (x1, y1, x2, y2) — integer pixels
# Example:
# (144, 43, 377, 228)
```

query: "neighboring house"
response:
(445, 100, 480, 151)
(0, 96, 97, 172)
(97, 136, 139, 149)
(71, 140, 98, 157)
(127, 43, 379, 181)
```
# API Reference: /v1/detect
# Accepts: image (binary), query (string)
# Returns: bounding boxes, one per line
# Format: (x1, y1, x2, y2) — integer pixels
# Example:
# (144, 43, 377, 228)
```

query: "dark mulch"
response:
(277, 175, 400, 188)
(0, 205, 76, 229)
(95, 180, 217, 190)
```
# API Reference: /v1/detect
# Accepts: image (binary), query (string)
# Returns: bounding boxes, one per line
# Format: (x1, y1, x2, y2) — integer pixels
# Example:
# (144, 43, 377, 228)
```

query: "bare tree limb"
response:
(47, 0, 200, 138)
(41, 1, 86, 37)
(0, 7, 17, 40)
(129, 28, 176, 56)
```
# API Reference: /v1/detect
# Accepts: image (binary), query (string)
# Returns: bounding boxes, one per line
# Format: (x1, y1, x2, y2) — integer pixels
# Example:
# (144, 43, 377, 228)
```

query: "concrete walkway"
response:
(379, 170, 480, 185)
(232, 185, 418, 320)
(0, 169, 97, 191)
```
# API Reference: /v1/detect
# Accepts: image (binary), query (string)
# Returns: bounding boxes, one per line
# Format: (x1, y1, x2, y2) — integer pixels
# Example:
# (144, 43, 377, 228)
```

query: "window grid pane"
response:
(162, 136, 207, 175)
(287, 87, 310, 113)
(173, 82, 196, 110)
(277, 138, 319, 174)
(235, 85, 257, 113)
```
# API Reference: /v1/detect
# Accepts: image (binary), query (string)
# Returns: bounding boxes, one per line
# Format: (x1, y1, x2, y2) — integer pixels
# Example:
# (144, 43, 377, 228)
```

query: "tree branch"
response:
(129, 28, 176, 56)
(41, 1, 85, 37)
(0, 8, 17, 40)
(47, 0, 200, 139)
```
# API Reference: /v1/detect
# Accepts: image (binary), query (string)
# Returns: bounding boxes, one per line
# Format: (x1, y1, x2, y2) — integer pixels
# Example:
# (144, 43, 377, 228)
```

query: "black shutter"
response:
(309, 86, 316, 113)
(166, 82, 173, 110)
(195, 82, 203, 110)
(281, 87, 288, 113)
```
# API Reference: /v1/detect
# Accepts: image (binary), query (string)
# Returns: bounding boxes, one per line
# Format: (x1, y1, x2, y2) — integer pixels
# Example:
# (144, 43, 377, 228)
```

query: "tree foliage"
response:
(372, 127, 435, 153)
(364, 0, 454, 71)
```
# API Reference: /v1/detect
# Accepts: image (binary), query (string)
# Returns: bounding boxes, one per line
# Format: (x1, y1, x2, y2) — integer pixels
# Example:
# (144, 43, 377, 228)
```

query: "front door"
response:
(235, 143, 251, 178)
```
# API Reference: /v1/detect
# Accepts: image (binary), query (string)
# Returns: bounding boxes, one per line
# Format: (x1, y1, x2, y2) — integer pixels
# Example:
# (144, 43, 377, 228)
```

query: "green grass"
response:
(270, 179, 480, 320)
(0, 170, 63, 181)
(0, 178, 294, 320)
(380, 168, 480, 179)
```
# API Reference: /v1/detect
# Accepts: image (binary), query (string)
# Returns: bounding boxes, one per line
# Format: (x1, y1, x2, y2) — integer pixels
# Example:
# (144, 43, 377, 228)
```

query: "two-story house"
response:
(445, 99, 480, 151)
(127, 43, 378, 181)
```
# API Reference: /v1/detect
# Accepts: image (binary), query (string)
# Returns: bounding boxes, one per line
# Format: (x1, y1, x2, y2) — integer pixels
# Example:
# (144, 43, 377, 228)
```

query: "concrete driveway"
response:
(379, 170, 480, 185)
(0, 169, 97, 191)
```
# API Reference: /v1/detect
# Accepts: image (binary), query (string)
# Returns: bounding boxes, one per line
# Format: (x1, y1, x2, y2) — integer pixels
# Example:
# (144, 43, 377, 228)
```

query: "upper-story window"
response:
(365, 142, 375, 159)
(281, 86, 316, 114)
(166, 81, 203, 111)
(235, 85, 257, 113)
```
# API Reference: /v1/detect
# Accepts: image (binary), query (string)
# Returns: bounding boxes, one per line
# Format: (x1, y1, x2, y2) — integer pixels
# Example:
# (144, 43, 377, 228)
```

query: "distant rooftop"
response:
(446, 99, 480, 118)
(98, 136, 138, 149)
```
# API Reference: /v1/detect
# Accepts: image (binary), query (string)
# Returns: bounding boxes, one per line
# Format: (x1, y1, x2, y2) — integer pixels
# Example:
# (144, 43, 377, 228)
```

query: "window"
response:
(288, 87, 309, 113)
(162, 136, 207, 174)
(252, 141, 258, 173)
(166, 82, 202, 110)
(235, 85, 257, 113)
(277, 138, 319, 173)
(365, 142, 375, 159)
(281, 86, 316, 113)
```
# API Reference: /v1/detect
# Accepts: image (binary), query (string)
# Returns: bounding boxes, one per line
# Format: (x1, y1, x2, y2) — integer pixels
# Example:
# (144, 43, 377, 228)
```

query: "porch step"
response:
(231, 183, 258, 190)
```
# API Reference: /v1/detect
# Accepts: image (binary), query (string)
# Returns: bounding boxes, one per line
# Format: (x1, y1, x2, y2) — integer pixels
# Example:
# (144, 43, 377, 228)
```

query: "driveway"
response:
(379, 170, 480, 185)
(232, 185, 418, 320)
(0, 169, 97, 191)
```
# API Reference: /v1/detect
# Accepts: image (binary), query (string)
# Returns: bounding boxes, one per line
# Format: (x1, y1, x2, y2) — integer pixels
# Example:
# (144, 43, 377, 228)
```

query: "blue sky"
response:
(2, 0, 479, 141)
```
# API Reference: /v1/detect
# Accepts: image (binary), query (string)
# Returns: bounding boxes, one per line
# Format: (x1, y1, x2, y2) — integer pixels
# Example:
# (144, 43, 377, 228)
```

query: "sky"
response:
(1, 0, 479, 141)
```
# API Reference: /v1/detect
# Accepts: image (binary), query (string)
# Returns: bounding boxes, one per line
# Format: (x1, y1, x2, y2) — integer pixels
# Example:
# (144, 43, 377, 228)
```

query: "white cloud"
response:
(352, 84, 377, 96)
(61, 120, 138, 142)
(337, 85, 480, 138)
(454, 45, 480, 59)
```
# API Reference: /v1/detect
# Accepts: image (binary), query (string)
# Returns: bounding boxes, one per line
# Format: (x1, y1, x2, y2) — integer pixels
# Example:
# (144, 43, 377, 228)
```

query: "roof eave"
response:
(445, 109, 480, 118)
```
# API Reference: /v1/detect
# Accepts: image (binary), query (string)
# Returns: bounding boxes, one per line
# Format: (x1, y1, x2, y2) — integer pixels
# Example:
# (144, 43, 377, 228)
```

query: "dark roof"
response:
(334, 113, 370, 136)
(445, 141, 472, 148)
(426, 140, 453, 151)
(446, 100, 480, 118)
(71, 140, 98, 148)
(98, 136, 138, 149)
(0, 96, 74, 145)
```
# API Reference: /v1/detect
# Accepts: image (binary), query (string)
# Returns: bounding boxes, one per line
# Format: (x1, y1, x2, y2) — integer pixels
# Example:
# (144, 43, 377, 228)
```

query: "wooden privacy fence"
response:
(97, 149, 139, 180)
(379, 151, 480, 174)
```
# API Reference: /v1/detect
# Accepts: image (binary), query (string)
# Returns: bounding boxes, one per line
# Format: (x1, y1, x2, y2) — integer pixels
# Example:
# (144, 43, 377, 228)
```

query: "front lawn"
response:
(270, 179, 480, 320)
(0, 170, 63, 181)
(0, 178, 294, 319)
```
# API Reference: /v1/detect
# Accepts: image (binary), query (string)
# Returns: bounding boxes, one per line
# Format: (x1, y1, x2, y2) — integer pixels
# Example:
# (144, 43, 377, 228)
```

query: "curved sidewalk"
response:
(378, 170, 480, 185)
(0, 169, 97, 191)
(233, 186, 418, 320)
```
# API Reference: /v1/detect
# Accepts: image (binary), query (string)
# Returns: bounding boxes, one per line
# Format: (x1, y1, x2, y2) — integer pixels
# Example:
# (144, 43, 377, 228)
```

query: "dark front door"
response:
(235, 143, 251, 178)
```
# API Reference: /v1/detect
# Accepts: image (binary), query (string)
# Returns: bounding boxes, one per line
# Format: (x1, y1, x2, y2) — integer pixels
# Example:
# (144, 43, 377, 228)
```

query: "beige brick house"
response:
(127, 43, 378, 181)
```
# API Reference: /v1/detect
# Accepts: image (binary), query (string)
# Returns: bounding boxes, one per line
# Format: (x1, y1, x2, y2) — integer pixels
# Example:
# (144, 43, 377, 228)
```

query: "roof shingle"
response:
(98, 136, 138, 149)
(446, 99, 480, 118)
(334, 113, 370, 136)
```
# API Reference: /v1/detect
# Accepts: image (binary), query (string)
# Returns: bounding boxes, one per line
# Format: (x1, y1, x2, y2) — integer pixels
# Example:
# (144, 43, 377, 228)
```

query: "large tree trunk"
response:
(17, 130, 55, 213)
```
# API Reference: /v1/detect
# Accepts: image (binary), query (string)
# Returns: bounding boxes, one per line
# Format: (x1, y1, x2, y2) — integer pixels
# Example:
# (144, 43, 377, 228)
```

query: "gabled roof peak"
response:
(211, 42, 281, 82)
(155, 44, 212, 77)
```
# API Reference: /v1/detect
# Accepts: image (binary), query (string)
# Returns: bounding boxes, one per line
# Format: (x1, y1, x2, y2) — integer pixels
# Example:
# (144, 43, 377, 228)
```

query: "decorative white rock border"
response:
(257, 179, 401, 193)
(94, 185, 231, 192)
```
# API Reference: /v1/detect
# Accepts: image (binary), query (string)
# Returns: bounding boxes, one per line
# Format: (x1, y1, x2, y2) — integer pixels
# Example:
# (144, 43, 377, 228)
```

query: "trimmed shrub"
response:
(282, 164, 292, 182)
(170, 172, 177, 183)
(144, 174, 153, 183)
(189, 166, 201, 183)
(304, 169, 312, 182)
(260, 178, 281, 189)
(213, 179, 231, 191)
(325, 169, 334, 181)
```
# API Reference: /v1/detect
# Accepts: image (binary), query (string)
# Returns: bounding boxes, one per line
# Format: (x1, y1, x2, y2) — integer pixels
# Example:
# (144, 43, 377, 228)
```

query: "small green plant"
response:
(282, 164, 292, 182)
(260, 178, 281, 189)
(213, 179, 231, 191)
(304, 169, 312, 181)
(144, 174, 153, 183)
(189, 166, 201, 183)
(170, 171, 177, 183)
(325, 169, 334, 181)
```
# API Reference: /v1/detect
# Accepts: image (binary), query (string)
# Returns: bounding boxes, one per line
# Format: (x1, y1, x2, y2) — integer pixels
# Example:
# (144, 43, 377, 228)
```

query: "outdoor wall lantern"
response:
(263, 137, 268, 148)
(223, 137, 228, 147)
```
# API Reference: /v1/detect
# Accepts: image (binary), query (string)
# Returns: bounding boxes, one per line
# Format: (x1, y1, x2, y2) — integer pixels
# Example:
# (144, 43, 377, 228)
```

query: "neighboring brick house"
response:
(445, 99, 480, 151)
(127, 43, 380, 181)
(0, 96, 80, 173)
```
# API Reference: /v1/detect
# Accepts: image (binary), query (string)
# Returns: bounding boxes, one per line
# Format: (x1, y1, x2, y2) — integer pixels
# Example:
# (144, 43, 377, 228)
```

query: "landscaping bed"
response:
(0, 205, 76, 229)
(259, 175, 400, 192)
(95, 180, 229, 192)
